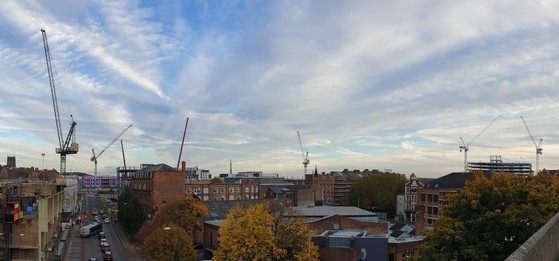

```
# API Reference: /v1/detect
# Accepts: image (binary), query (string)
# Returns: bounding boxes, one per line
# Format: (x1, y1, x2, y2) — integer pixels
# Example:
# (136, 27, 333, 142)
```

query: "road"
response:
(65, 192, 131, 261)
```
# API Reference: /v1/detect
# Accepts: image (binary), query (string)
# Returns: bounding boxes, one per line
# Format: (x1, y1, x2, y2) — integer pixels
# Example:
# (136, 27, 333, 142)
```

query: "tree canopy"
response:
(117, 189, 145, 236)
(213, 203, 319, 261)
(419, 172, 559, 260)
(349, 172, 406, 214)
(143, 223, 196, 261)
(138, 198, 208, 242)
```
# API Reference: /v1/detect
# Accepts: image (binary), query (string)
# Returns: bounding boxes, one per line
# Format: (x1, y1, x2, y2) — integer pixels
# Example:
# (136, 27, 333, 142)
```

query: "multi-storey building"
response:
(416, 171, 491, 234)
(129, 163, 185, 215)
(81, 175, 120, 188)
(185, 178, 260, 202)
(0, 181, 65, 261)
(467, 155, 533, 175)
(306, 169, 381, 206)
(404, 173, 430, 222)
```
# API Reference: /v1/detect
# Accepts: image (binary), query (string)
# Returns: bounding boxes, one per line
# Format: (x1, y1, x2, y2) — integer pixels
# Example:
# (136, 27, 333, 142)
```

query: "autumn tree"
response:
(271, 205, 320, 261)
(419, 172, 559, 260)
(349, 172, 406, 214)
(138, 198, 208, 241)
(143, 223, 196, 261)
(214, 203, 319, 261)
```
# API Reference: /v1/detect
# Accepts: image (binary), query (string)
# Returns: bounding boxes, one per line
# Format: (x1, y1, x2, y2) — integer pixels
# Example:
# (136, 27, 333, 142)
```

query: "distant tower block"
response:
(7, 156, 16, 168)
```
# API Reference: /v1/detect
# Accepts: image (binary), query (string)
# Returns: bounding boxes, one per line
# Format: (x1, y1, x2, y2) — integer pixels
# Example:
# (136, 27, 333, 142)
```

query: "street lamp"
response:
(164, 226, 180, 261)
(19, 233, 24, 260)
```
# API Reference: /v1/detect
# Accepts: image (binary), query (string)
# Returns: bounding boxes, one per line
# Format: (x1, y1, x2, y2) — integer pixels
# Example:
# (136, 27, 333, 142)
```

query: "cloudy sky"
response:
(1, 0, 559, 179)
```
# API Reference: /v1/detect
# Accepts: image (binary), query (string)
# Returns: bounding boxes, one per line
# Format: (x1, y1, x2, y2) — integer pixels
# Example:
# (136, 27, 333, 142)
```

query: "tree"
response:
(143, 223, 196, 261)
(137, 198, 208, 240)
(349, 172, 406, 214)
(419, 172, 559, 260)
(117, 189, 145, 236)
(268, 203, 319, 261)
(214, 203, 319, 261)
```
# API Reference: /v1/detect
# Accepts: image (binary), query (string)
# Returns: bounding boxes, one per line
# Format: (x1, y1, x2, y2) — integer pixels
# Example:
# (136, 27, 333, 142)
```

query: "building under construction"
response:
(467, 155, 533, 175)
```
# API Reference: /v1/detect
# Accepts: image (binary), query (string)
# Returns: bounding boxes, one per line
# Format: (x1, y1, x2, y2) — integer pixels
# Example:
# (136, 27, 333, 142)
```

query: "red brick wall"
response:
(153, 171, 185, 211)
(309, 215, 388, 235)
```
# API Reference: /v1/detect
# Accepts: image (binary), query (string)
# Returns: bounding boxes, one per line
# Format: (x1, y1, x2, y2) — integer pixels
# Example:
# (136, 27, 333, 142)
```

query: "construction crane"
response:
(41, 29, 79, 174)
(91, 124, 133, 175)
(521, 116, 543, 174)
(459, 115, 500, 172)
(297, 131, 310, 176)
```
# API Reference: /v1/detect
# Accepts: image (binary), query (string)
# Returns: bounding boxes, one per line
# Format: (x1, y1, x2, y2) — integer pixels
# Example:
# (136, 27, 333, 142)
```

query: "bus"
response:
(80, 221, 103, 238)
(91, 208, 98, 215)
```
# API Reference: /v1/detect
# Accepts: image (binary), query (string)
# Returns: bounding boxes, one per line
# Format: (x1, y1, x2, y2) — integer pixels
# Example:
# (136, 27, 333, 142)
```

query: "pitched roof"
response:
(424, 171, 491, 189)
(138, 163, 176, 173)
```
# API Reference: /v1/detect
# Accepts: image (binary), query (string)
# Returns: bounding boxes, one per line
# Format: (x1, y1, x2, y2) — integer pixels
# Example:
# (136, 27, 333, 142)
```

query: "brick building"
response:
(404, 173, 431, 222)
(129, 163, 185, 215)
(416, 171, 491, 234)
(305, 169, 381, 206)
(185, 179, 260, 202)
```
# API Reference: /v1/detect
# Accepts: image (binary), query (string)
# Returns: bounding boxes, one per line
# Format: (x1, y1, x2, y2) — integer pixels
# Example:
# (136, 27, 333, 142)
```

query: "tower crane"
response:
(459, 115, 500, 172)
(91, 124, 133, 175)
(521, 116, 543, 174)
(297, 131, 310, 176)
(41, 29, 79, 174)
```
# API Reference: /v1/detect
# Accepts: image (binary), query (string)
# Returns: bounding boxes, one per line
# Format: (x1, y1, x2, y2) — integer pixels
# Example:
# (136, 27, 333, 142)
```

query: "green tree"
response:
(419, 172, 559, 260)
(349, 172, 406, 214)
(143, 223, 196, 261)
(117, 189, 145, 236)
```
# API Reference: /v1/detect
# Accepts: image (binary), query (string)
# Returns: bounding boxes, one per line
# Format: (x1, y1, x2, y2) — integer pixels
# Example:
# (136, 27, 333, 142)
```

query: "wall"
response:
(506, 212, 559, 261)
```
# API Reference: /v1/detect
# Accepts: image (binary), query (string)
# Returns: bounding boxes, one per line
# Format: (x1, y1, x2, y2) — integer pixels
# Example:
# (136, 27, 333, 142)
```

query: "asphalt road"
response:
(65, 192, 131, 261)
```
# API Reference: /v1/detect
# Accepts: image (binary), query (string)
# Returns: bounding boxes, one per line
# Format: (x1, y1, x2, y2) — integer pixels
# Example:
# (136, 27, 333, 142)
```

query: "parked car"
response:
(103, 251, 113, 261)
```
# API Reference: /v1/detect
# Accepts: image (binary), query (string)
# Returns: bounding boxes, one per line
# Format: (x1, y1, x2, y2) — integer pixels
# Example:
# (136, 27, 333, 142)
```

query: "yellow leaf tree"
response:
(214, 203, 319, 261)
(213, 204, 277, 261)
(143, 223, 196, 261)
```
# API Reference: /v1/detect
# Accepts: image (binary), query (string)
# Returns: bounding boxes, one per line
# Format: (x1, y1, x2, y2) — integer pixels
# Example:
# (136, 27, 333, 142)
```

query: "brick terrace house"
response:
(404, 173, 432, 222)
(416, 171, 491, 234)
(129, 163, 185, 216)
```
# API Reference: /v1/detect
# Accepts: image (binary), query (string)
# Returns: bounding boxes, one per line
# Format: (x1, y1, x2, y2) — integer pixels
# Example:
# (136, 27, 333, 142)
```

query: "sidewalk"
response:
(111, 220, 145, 260)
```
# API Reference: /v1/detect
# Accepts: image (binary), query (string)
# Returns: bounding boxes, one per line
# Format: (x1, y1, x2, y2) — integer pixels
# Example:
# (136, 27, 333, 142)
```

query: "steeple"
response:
(314, 163, 318, 176)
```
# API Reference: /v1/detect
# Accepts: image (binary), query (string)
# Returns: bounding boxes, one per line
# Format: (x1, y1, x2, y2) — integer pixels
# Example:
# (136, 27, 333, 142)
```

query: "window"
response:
(245, 187, 249, 192)
(333, 222, 340, 229)
(220, 187, 225, 193)
(236, 187, 241, 193)
(203, 188, 209, 193)
(420, 193, 425, 202)
(186, 188, 192, 194)
(428, 194, 433, 202)
(213, 188, 218, 193)
(434, 194, 439, 203)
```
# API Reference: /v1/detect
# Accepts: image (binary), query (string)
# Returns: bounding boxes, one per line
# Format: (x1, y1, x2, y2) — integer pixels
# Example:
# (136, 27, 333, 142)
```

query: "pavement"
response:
(111, 220, 145, 261)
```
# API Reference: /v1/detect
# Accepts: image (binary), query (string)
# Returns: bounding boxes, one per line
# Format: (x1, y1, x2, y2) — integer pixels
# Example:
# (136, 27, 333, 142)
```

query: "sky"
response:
(1, 0, 559, 179)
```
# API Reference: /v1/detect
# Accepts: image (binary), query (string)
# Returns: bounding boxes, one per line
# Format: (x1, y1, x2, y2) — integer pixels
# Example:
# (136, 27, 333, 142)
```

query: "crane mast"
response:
(41, 29, 78, 174)
(297, 131, 310, 176)
(521, 116, 543, 174)
(459, 115, 500, 172)
(91, 124, 133, 175)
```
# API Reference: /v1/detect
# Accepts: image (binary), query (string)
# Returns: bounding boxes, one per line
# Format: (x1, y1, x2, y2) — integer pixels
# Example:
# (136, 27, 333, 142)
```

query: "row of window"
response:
(186, 186, 258, 194)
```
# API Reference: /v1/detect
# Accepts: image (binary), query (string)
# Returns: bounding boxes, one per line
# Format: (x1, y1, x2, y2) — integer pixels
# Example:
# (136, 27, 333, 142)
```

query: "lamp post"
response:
(164, 226, 180, 261)
(19, 233, 24, 260)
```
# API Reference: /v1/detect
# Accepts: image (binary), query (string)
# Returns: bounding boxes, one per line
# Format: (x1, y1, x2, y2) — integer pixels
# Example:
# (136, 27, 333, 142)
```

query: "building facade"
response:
(404, 173, 425, 222)
(129, 163, 185, 215)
